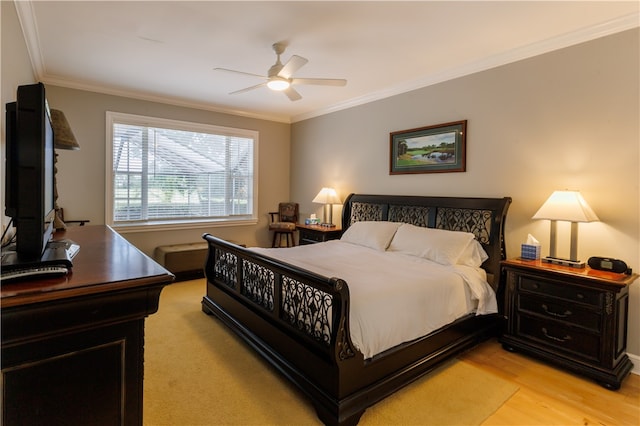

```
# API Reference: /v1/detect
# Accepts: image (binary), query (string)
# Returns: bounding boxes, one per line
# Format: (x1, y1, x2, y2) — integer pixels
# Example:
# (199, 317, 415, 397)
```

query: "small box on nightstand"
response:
(520, 244, 541, 260)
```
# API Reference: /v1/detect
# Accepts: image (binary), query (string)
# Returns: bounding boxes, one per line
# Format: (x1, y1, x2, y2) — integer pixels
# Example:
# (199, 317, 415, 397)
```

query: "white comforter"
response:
(250, 240, 497, 358)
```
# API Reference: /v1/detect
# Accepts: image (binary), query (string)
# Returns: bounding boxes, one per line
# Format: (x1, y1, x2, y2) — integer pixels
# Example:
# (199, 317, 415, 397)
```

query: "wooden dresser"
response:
(1, 225, 174, 425)
(500, 258, 637, 390)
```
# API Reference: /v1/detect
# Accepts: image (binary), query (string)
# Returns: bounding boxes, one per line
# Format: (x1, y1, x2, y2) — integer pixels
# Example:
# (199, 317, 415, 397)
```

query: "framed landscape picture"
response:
(389, 120, 467, 174)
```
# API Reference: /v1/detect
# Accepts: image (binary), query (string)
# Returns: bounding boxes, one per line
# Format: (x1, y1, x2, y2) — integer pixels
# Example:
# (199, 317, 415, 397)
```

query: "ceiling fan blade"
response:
(284, 87, 302, 101)
(229, 82, 267, 95)
(278, 55, 308, 79)
(214, 68, 266, 79)
(291, 78, 347, 86)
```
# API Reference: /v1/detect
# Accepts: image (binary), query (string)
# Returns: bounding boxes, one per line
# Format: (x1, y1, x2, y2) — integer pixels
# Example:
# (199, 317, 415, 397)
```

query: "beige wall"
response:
(1, 1, 36, 109)
(1, 0, 37, 221)
(291, 29, 640, 356)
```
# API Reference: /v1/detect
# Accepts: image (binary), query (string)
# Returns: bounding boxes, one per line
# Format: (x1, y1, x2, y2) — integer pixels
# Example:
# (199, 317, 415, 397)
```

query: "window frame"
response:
(105, 111, 259, 233)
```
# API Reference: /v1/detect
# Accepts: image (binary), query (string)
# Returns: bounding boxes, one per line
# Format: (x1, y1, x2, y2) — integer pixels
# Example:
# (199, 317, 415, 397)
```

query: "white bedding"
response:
(250, 240, 497, 358)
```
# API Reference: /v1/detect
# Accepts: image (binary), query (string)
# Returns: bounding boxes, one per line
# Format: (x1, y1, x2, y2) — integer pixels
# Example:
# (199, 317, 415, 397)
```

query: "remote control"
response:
(1, 265, 69, 282)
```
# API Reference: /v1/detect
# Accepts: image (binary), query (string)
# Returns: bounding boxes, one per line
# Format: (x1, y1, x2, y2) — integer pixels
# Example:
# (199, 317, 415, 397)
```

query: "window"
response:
(106, 112, 258, 231)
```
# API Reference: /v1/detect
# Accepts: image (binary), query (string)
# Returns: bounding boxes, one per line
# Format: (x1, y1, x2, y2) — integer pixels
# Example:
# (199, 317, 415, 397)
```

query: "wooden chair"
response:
(268, 202, 299, 247)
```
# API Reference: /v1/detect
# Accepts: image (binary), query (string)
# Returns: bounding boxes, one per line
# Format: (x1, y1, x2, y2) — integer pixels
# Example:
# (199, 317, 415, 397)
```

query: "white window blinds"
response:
(106, 112, 257, 228)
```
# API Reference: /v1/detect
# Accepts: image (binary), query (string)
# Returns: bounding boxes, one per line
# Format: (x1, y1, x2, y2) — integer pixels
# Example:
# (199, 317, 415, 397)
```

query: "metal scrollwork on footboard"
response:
(282, 276, 332, 346)
(243, 261, 275, 311)
(213, 250, 238, 289)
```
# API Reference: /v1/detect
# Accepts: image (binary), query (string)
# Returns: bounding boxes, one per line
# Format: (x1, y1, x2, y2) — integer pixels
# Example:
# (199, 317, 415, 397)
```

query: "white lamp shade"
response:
(312, 187, 341, 204)
(532, 190, 599, 222)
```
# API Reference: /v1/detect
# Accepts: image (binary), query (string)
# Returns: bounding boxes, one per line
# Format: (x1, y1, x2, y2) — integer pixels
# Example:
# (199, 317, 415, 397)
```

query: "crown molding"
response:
(38, 74, 292, 123)
(14, 0, 46, 80)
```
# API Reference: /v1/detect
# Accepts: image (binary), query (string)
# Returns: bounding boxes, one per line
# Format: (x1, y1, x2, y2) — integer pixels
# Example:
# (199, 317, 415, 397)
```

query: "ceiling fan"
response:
(214, 42, 347, 101)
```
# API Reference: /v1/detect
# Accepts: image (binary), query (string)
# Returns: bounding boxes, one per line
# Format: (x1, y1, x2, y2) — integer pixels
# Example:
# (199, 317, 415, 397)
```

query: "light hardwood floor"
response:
(460, 339, 640, 425)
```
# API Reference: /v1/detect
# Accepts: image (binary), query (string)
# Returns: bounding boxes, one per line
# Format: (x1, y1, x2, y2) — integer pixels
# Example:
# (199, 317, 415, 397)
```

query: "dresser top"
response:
(502, 258, 638, 287)
(1, 225, 174, 307)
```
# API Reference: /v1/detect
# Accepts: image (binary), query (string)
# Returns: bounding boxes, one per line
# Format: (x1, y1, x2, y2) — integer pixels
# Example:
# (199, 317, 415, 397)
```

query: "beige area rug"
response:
(144, 279, 518, 425)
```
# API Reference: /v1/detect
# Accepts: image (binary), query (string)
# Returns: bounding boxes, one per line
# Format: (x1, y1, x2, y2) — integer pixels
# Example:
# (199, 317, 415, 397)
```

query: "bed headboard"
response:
(341, 194, 512, 290)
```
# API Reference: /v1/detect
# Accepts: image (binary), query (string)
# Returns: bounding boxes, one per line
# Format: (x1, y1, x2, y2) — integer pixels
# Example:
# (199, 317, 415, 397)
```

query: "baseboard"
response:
(629, 352, 640, 376)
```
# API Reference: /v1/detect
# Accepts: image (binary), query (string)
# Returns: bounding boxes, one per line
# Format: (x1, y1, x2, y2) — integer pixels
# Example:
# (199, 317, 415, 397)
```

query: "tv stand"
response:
(1, 225, 174, 425)
(1, 240, 74, 273)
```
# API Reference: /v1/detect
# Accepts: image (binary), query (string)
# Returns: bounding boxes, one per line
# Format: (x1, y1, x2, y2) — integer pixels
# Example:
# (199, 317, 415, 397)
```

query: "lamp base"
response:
(54, 207, 67, 231)
(542, 256, 585, 268)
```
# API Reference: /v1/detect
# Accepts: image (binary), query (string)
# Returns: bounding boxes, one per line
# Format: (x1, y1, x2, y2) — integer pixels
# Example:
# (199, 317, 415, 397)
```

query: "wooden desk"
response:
(1, 225, 174, 425)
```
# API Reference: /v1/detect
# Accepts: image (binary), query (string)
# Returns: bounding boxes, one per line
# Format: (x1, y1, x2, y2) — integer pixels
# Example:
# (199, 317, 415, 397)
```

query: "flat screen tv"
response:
(4, 82, 56, 261)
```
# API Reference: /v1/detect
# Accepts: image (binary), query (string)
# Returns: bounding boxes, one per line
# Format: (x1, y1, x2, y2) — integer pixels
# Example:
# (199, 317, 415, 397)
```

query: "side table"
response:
(500, 258, 637, 390)
(296, 223, 343, 245)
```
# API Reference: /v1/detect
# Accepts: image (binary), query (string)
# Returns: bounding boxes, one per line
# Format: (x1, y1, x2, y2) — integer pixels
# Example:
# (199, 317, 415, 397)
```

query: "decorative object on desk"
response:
(532, 190, 599, 268)
(520, 234, 541, 260)
(50, 109, 80, 231)
(312, 187, 341, 226)
(389, 120, 466, 175)
(56, 208, 89, 227)
(587, 256, 631, 274)
(305, 214, 320, 225)
(268, 202, 299, 247)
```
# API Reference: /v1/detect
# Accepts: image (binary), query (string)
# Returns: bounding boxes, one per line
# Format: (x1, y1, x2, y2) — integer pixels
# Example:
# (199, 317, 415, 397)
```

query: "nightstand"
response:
(500, 258, 637, 390)
(296, 223, 342, 245)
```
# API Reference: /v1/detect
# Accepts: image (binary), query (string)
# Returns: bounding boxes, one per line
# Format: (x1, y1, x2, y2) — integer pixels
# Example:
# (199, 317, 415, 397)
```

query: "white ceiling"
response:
(15, 1, 639, 123)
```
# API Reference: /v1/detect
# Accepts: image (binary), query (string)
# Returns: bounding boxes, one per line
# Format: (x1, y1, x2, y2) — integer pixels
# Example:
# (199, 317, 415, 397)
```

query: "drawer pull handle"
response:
(541, 327, 572, 343)
(541, 304, 572, 318)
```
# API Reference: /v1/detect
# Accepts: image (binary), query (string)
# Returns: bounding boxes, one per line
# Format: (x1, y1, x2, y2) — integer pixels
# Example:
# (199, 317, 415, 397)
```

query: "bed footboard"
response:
(202, 234, 365, 425)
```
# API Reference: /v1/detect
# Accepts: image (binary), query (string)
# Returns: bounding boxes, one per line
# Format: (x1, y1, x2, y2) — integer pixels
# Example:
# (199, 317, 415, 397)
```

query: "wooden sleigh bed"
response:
(202, 193, 511, 425)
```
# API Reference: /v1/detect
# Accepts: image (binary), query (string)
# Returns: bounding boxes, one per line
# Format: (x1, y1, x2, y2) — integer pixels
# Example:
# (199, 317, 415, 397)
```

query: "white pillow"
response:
(387, 223, 477, 265)
(458, 239, 489, 268)
(340, 221, 402, 251)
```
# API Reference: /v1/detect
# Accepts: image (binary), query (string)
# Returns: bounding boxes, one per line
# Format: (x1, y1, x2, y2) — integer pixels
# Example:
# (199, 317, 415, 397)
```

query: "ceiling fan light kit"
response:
(215, 42, 347, 101)
(266, 78, 290, 91)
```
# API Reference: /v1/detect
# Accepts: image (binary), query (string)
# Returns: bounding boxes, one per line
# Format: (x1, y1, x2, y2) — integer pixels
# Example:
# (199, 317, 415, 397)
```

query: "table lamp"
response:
(532, 190, 599, 268)
(312, 187, 341, 227)
(50, 109, 80, 230)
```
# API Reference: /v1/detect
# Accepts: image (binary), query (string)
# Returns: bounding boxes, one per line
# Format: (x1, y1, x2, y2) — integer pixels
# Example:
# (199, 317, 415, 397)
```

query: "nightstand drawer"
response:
(520, 277, 602, 308)
(517, 314, 601, 362)
(518, 294, 601, 331)
(300, 230, 326, 243)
